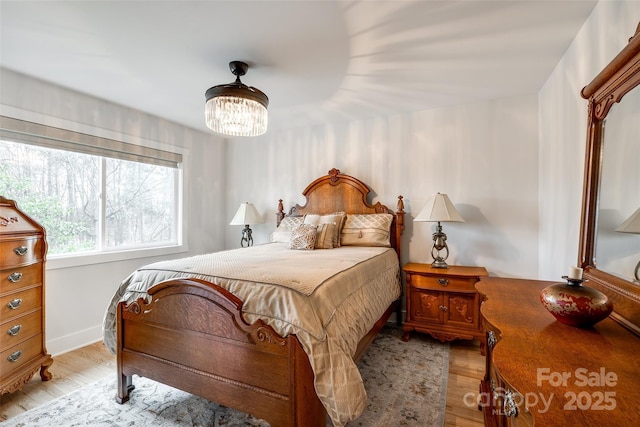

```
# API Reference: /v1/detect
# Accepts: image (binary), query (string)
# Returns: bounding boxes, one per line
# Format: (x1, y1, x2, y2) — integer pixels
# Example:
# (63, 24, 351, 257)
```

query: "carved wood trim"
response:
(0, 355, 52, 395)
(450, 296, 473, 323)
(0, 366, 39, 395)
(121, 278, 289, 350)
(0, 216, 18, 226)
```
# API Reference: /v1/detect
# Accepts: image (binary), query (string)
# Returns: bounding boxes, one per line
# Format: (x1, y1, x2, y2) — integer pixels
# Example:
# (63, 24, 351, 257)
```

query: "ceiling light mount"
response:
(205, 60, 269, 137)
(229, 60, 249, 81)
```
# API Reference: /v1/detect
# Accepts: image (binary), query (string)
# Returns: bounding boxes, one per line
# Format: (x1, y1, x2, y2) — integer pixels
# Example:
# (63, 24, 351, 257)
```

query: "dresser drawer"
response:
(0, 237, 44, 268)
(0, 310, 42, 351)
(408, 273, 478, 292)
(0, 286, 42, 322)
(0, 263, 43, 294)
(0, 334, 44, 377)
(490, 367, 534, 427)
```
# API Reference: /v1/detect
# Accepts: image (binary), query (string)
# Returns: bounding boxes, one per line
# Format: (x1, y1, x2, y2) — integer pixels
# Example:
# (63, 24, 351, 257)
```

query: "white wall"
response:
(0, 68, 227, 355)
(226, 0, 640, 286)
(538, 0, 640, 280)
(225, 94, 541, 280)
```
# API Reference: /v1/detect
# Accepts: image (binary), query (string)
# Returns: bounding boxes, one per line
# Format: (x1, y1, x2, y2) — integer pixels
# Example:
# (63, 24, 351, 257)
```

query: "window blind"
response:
(0, 116, 182, 168)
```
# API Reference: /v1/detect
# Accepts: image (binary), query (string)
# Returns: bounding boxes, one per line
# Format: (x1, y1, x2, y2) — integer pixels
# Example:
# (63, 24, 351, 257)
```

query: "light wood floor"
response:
(1, 339, 485, 425)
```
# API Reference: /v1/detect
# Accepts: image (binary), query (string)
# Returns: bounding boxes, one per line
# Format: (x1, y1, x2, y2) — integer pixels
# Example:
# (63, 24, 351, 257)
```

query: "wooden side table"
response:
(402, 263, 488, 344)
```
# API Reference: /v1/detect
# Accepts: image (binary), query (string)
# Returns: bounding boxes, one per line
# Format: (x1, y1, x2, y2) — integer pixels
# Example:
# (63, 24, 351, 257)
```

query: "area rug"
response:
(3, 326, 449, 427)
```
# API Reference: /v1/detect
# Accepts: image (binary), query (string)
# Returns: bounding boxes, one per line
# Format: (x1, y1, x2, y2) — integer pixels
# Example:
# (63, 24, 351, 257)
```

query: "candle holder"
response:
(540, 275, 613, 327)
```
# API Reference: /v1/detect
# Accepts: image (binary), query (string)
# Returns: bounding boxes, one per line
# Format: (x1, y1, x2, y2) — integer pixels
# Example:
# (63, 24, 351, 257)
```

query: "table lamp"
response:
(230, 202, 263, 247)
(414, 193, 464, 268)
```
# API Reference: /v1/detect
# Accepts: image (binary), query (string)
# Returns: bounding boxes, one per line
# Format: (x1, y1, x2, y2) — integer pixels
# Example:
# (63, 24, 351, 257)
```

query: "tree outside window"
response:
(0, 139, 178, 255)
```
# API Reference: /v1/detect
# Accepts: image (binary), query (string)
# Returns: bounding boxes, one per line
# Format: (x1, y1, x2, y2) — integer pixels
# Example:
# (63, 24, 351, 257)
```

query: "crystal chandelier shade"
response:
(205, 95, 267, 137)
(205, 61, 269, 137)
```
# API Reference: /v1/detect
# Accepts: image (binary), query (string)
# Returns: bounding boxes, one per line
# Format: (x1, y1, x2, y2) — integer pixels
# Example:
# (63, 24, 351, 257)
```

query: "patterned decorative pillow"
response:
(340, 213, 393, 247)
(288, 224, 318, 250)
(315, 223, 337, 249)
(304, 212, 346, 247)
(270, 216, 304, 243)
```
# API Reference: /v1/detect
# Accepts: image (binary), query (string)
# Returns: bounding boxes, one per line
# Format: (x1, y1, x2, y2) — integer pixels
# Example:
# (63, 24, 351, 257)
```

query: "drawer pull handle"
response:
(7, 324, 22, 336)
(14, 246, 28, 256)
(437, 278, 449, 286)
(7, 298, 23, 309)
(503, 389, 519, 417)
(439, 305, 448, 312)
(7, 350, 22, 363)
(8, 272, 23, 283)
(487, 330, 497, 349)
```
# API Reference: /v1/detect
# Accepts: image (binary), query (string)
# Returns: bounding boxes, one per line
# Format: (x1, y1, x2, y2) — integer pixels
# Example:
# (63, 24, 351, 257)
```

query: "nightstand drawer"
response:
(408, 273, 478, 292)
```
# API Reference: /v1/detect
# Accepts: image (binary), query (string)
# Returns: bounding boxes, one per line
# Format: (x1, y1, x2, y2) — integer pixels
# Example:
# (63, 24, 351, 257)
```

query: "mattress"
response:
(102, 242, 401, 426)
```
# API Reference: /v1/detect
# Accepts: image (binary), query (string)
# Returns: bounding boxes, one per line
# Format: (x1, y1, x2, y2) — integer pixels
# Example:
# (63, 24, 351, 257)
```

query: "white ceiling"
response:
(0, 0, 597, 134)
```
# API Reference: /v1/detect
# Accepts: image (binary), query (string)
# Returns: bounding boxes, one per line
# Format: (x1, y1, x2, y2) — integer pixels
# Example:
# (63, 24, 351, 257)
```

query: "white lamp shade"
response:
(414, 193, 465, 223)
(230, 203, 263, 225)
(616, 207, 640, 234)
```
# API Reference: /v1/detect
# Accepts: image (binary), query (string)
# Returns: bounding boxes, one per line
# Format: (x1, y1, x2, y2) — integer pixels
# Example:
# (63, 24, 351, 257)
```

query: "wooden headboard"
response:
(276, 168, 405, 260)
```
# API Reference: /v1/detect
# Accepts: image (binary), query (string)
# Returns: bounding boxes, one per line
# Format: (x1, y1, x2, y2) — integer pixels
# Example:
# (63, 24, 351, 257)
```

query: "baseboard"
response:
(47, 325, 103, 356)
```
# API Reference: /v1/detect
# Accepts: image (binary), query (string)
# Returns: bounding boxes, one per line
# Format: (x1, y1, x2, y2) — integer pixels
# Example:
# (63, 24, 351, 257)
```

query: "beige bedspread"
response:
(102, 243, 400, 426)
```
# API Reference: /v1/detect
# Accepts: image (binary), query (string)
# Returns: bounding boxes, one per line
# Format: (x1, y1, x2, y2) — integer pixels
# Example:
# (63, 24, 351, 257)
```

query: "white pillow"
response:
(270, 216, 304, 243)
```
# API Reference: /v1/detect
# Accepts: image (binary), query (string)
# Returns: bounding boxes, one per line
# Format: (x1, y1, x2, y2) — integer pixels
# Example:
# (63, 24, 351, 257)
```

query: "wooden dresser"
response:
(476, 277, 640, 426)
(0, 196, 52, 395)
(402, 263, 488, 344)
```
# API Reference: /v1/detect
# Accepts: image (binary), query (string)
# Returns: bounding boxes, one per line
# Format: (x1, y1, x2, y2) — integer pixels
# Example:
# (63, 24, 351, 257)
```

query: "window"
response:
(0, 117, 182, 257)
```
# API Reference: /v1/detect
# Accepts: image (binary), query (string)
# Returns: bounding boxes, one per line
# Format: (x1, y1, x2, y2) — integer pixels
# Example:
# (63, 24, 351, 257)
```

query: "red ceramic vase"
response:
(539, 278, 613, 327)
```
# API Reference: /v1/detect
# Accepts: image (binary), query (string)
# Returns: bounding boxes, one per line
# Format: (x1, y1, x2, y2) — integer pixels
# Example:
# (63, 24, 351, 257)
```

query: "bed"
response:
(102, 168, 405, 427)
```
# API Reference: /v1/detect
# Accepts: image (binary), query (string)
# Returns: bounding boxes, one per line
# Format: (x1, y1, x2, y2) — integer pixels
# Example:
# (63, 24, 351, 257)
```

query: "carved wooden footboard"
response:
(116, 278, 326, 426)
(117, 277, 398, 426)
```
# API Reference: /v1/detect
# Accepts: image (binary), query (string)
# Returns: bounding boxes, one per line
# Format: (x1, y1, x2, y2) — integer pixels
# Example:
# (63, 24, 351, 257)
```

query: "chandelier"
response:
(205, 61, 269, 137)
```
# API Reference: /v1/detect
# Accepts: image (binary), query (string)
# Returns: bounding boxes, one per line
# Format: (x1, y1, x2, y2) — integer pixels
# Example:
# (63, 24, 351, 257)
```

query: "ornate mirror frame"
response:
(579, 23, 640, 335)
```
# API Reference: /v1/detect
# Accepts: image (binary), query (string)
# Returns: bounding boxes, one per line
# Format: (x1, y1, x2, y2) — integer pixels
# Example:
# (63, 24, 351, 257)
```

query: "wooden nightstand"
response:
(402, 263, 488, 344)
